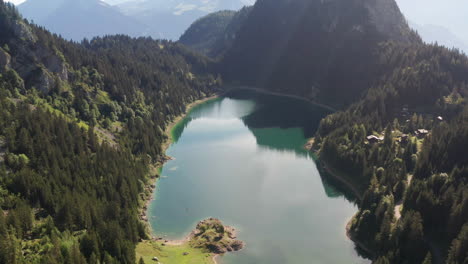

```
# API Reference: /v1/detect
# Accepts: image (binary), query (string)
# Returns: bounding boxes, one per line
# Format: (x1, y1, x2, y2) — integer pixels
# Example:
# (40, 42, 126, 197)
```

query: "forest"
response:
(0, 1, 220, 263)
(1, 0, 468, 263)
(313, 41, 468, 263)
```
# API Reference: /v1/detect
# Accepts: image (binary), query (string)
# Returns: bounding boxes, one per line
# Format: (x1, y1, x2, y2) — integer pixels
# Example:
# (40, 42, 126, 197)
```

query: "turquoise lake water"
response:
(148, 90, 370, 264)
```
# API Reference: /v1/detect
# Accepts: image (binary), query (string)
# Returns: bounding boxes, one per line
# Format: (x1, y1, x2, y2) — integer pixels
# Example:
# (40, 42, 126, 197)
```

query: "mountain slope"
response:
(179, 10, 237, 56)
(220, 0, 418, 107)
(314, 42, 468, 263)
(199, 0, 467, 263)
(179, 6, 252, 57)
(0, 1, 220, 263)
(18, 0, 146, 41)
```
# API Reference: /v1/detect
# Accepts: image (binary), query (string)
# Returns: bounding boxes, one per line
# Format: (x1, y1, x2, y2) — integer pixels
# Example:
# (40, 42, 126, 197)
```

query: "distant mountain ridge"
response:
(19, 0, 145, 41)
(410, 22, 468, 54)
(117, 0, 251, 40)
(17, 0, 253, 41)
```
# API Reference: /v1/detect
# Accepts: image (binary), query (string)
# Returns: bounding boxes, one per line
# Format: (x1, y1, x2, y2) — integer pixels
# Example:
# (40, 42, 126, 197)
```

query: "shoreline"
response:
(316, 154, 375, 260)
(224, 85, 339, 112)
(345, 216, 376, 259)
(310, 148, 374, 260)
(137, 87, 355, 263)
(141, 94, 219, 229)
(138, 94, 221, 264)
(146, 218, 243, 264)
(317, 157, 364, 201)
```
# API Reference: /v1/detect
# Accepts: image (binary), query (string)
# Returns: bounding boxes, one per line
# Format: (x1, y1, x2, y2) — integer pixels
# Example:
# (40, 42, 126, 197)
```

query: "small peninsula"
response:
(136, 218, 244, 264)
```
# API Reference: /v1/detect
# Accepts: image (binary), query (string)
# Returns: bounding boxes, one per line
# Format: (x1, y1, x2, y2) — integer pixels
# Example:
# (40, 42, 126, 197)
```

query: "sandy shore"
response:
(212, 255, 219, 264)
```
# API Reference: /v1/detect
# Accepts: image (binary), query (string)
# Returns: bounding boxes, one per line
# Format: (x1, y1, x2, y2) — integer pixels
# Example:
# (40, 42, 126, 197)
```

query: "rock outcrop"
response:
(44, 54, 68, 81)
(189, 218, 244, 254)
(0, 48, 11, 71)
(362, 0, 413, 42)
(4, 19, 68, 94)
(12, 20, 37, 43)
(35, 68, 56, 94)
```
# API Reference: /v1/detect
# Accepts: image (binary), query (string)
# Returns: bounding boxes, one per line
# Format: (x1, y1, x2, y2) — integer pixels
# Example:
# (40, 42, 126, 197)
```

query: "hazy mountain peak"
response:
(18, 0, 146, 41)
(362, 0, 412, 41)
(410, 22, 468, 54)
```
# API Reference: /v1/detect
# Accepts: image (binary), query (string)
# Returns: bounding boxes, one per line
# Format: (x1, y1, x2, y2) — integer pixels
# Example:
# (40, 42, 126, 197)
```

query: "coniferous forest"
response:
(1, 0, 468, 263)
(0, 1, 219, 263)
(313, 41, 468, 264)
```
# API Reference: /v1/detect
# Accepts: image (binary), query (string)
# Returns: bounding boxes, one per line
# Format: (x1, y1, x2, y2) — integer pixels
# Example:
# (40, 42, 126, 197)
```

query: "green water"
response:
(148, 90, 370, 264)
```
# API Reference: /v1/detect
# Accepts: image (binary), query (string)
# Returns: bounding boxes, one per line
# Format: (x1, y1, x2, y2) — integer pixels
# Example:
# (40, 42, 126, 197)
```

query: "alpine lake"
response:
(147, 89, 370, 264)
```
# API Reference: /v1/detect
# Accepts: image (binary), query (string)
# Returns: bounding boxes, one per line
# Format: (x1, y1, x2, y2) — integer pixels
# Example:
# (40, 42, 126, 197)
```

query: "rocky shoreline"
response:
(190, 218, 244, 254)
(154, 218, 244, 254)
(138, 218, 244, 264)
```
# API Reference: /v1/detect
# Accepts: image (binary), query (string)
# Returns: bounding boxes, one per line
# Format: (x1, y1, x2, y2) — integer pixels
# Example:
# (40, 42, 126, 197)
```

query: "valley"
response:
(0, 0, 467, 263)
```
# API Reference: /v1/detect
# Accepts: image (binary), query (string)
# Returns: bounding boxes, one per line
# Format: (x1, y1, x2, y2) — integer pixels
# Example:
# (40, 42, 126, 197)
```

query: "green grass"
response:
(39, 102, 89, 130)
(95, 90, 112, 105)
(136, 240, 215, 264)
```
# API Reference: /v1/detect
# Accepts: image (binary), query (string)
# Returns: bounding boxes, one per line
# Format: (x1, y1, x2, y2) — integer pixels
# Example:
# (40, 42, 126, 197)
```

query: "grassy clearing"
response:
(136, 240, 215, 264)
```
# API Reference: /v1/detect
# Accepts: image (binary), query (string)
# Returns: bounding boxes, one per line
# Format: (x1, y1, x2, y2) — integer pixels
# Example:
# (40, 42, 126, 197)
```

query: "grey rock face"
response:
(43, 52, 68, 81)
(12, 21, 37, 43)
(5, 20, 68, 94)
(0, 48, 11, 71)
(36, 68, 56, 94)
(363, 0, 412, 42)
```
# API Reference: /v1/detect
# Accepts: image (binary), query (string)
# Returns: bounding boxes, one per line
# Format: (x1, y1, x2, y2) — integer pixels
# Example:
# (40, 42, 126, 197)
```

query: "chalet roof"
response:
(416, 129, 429, 134)
(367, 135, 384, 141)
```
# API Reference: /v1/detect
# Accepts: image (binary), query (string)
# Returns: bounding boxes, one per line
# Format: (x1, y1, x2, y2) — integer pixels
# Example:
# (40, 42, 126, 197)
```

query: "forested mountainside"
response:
(1, 0, 468, 262)
(181, 0, 468, 262)
(179, 7, 253, 58)
(312, 41, 468, 263)
(220, 0, 419, 107)
(179, 10, 237, 56)
(0, 1, 220, 263)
